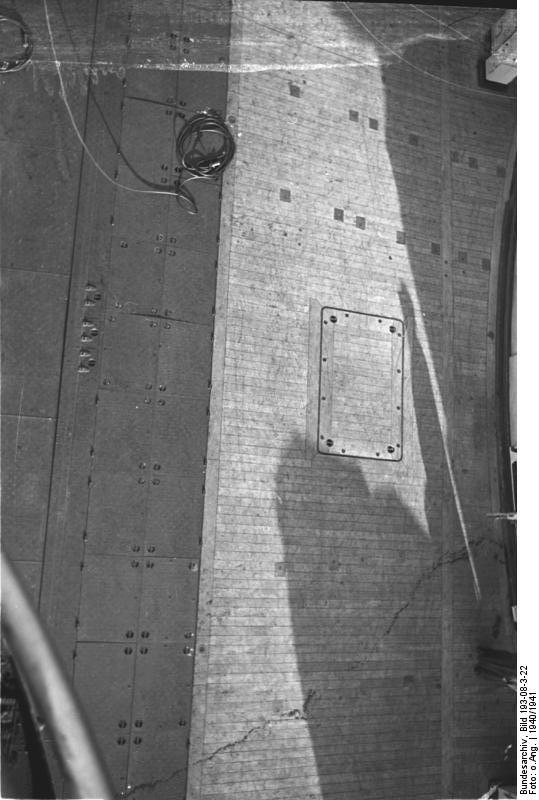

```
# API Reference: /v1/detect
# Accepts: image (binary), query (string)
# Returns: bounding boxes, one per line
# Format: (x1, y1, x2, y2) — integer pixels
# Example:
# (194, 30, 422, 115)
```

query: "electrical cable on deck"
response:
(174, 109, 235, 214)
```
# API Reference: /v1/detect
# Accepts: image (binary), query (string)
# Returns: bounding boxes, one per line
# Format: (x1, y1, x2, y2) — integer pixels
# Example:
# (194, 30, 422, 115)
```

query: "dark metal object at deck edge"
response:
(1, 549, 115, 800)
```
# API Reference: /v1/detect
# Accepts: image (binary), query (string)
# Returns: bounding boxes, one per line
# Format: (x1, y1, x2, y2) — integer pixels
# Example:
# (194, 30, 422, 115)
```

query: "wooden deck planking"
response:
(188, 2, 515, 799)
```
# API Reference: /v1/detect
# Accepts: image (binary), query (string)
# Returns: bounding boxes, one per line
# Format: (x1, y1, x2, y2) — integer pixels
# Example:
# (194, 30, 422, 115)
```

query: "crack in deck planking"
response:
(122, 707, 312, 796)
(121, 535, 502, 796)
(383, 537, 491, 637)
(122, 766, 187, 797)
(123, 535, 499, 796)
(202, 706, 313, 764)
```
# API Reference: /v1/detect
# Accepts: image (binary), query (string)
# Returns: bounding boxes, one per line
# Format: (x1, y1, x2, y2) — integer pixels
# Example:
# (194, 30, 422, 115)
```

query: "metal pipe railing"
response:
(1, 549, 115, 800)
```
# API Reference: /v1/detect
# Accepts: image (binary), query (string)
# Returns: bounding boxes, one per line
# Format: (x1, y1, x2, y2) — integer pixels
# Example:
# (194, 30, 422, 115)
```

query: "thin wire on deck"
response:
(43, 0, 180, 199)
(42, 0, 235, 213)
(343, 1, 513, 100)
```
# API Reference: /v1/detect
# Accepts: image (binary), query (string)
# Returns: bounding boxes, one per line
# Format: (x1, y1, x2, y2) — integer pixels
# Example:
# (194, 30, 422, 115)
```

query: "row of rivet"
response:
(118, 232, 220, 256)
(78, 286, 100, 372)
(79, 533, 199, 561)
(105, 312, 174, 331)
(116, 718, 188, 748)
(121, 645, 194, 655)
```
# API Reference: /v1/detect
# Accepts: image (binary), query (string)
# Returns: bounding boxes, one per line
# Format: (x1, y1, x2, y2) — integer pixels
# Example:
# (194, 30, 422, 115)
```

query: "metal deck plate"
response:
(0, 417, 56, 559)
(100, 315, 160, 393)
(74, 643, 135, 787)
(108, 237, 165, 315)
(77, 555, 142, 642)
(145, 467, 205, 558)
(0, 270, 69, 417)
(93, 392, 153, 470)
(120, 97, 174, 172)
(24, 3, 231, 796)
(127, 642, 193, 799)
(86, 472, 148, 555)
(318, 307, 404, 460)
(138, 558, 199, 639)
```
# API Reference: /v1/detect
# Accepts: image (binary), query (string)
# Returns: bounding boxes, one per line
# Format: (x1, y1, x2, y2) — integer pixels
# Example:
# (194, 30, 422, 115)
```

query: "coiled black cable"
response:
(175, 109, 235, 214)
(0, 7, 33, 73)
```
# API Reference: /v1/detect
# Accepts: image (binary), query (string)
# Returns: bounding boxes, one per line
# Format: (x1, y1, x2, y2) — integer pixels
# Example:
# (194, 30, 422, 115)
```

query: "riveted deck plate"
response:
(318, 307, 404, 460)
(73, 643, 135, 788)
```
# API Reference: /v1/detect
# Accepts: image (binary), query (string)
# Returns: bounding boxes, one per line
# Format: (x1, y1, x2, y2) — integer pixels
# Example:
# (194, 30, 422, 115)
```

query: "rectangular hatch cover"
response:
(318, 307, 404, 461)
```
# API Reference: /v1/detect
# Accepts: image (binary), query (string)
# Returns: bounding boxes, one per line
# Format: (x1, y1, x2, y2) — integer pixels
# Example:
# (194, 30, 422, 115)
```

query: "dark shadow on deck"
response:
(277, 12, 516, 799)
(276, 279, 446, 797)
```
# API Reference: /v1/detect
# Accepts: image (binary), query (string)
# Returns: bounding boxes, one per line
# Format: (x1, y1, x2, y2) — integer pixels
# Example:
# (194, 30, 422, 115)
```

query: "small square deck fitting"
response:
(318, 308, 404, 460)
(280, 188, 291, 202)
(355, 216, 366, 229)
(349, 109, 359, 121)
(334, 208, 344, 221)
(368, 118, 379, 130)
